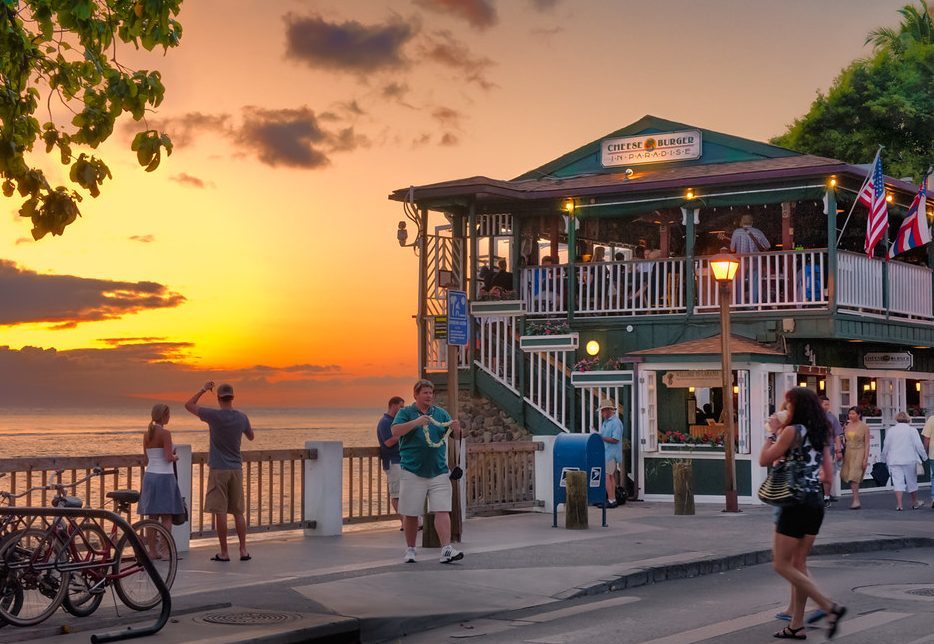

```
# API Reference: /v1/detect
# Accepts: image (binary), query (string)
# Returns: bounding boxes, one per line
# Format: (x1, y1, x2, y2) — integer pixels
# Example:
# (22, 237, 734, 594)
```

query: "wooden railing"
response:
(343, 447, 396, 525)
(475, 315, 520, 393)
(888, 260, 934, 320)
(521, 265, 568, 316)
(191, 449, 311, 537)
(696, 249, 828, 312)
(465, 442, 541, 516)
(576, 258, 687, 316)
(526, 349, 571, 430)
(837, 251, 884, 314)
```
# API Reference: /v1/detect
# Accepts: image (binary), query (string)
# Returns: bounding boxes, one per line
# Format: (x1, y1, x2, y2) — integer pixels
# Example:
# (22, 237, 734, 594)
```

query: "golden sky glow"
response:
(0, 0, 907, 407)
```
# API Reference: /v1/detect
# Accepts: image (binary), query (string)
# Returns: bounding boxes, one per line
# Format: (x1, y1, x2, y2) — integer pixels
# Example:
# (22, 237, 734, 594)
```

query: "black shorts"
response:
(776, 493, 824, 539)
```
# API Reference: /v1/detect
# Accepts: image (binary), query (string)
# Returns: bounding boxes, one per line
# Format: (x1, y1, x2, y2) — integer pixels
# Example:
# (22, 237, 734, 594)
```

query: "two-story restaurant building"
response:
(389, 115, 934, 503)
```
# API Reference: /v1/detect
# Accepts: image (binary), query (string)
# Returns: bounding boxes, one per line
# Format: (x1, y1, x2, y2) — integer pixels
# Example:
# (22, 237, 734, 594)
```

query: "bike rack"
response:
(0, 506, 171, 642)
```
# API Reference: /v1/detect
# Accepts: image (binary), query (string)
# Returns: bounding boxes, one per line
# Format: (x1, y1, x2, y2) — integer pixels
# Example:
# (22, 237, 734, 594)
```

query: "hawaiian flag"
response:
(858, 150, 889, 256)
(888, 176, 931, 258)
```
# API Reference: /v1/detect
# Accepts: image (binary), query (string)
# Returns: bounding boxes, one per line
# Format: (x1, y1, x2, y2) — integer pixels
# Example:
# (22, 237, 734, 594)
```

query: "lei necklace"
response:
(423, 417, 454, 448)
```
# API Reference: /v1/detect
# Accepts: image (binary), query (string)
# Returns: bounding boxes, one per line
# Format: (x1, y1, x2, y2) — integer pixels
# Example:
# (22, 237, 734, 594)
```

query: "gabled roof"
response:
(513, 115, 799, 181)
(629, 334, 786, 357)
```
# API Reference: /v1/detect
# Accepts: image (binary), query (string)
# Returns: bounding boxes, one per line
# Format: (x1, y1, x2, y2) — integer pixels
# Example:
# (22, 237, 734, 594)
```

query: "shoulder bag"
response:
(757, 427, 808, 506)
(171, 459, 189, 526)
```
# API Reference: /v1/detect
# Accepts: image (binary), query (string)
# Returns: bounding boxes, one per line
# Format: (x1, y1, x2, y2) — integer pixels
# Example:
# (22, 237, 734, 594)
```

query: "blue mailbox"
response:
(553, 433, 607, 527)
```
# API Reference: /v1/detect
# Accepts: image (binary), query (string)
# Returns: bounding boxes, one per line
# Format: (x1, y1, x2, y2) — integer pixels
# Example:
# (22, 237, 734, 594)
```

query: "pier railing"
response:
(0, 442, 544, 537)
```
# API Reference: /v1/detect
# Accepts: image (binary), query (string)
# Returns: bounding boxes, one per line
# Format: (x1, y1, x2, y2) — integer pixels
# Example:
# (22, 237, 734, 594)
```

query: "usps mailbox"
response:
(553, 433, 607, 527)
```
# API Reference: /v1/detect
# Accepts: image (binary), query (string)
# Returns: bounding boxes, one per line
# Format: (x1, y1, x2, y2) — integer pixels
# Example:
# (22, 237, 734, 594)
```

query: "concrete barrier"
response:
(304, 441, 343, 536)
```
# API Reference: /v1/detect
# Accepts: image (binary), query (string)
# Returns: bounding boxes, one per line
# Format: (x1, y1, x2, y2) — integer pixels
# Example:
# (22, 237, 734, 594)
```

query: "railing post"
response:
(825, 189, 837, 310)
(533, 435, 556, 513)
(173, 444, 191, 553)
(682, 207, 697, 317)
(304, 441, 343, 537)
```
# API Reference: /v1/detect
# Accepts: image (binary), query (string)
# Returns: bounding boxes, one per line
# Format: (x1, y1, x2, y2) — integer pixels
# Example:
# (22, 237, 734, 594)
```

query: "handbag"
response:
(871, 461, 890, 486)
(171, 460, 189, 526)
(757, 428, 808, 506)
(449, 438, 464, 481)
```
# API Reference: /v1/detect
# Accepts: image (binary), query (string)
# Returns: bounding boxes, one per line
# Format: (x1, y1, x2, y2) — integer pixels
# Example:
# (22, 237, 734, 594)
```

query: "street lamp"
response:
(710, 253, 740, 513)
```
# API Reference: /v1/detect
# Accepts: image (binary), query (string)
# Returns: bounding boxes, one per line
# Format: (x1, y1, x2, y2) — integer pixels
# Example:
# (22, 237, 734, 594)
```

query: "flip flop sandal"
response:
(774, 626, 807, 639)
(210, 554, 230, 562)
(826, 604, 847, 639)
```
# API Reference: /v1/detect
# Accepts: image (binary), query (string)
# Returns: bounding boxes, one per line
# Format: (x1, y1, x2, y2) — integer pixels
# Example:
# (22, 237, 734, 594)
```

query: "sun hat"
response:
(599, 398, 617, 410)
(216, 383, 235, 399)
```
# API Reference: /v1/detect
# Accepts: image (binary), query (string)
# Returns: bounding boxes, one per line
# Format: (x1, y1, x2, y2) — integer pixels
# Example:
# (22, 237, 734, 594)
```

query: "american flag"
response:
(888, 176, 931, 258)
(858, 150, 888, 256)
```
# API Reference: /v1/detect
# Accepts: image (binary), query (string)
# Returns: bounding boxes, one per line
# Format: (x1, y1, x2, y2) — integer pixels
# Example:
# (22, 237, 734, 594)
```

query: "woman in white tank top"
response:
(138, 404, 185, 534)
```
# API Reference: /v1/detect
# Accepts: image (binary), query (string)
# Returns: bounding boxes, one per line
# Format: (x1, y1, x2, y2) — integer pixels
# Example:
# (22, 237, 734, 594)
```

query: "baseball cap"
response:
(216, 383, 235, 399)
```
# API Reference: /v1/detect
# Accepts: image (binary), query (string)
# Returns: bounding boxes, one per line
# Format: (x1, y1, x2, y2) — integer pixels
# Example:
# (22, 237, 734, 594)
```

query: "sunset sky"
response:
(0, 0, 908, 407)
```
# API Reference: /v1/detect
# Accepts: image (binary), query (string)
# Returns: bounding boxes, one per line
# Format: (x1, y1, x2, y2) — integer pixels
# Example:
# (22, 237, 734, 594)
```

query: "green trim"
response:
(520, 333, 579, 351)
(470, 300, 526, 316)
(645, 456, 752, 496)
(570, 370, 634, 386)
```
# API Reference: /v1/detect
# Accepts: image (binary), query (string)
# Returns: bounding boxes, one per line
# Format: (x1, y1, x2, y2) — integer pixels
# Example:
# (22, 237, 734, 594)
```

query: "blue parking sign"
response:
(447, 290, 468, 346)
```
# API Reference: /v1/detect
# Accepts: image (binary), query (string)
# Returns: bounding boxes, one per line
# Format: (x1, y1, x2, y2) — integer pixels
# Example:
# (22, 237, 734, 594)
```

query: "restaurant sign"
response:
(601, 129, 702, 167)
(662, 370, 722, 389)
(863, 352, 913, 370)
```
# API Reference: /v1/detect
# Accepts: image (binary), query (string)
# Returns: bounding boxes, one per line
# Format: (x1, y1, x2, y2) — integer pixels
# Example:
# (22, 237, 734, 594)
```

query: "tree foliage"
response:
(772, 1, 933, 182)
(0, 0, 182, 240)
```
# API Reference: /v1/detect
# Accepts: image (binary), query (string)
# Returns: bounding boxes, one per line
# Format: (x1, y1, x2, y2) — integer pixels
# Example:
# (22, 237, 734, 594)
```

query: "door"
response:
(639, 371, 658, 452)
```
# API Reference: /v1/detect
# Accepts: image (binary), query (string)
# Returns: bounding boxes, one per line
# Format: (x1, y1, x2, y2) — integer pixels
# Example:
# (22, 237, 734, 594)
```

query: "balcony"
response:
(520, 249, 933, 321)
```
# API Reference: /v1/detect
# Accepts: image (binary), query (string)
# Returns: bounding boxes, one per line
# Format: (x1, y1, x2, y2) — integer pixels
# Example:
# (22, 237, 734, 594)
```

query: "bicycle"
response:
(0, 468, 177, 626)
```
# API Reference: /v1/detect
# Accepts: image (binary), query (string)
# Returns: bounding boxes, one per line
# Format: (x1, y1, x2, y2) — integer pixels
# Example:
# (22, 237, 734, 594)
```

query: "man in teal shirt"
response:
(391, 379, 463, 564)
(599, 398, 624, 508)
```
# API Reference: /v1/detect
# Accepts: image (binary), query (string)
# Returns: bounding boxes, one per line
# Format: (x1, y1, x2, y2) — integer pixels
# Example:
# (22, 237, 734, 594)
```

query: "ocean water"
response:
(0, 407, 384, 459)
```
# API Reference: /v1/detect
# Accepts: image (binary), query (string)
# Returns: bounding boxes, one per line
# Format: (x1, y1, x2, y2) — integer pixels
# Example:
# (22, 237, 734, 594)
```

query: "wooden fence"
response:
(0, 442, 543, 536)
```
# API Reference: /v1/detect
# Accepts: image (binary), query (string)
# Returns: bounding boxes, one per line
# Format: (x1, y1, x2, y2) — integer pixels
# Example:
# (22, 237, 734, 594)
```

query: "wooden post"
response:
(672, 461, 695, 515)
(565, 470, 588, 529)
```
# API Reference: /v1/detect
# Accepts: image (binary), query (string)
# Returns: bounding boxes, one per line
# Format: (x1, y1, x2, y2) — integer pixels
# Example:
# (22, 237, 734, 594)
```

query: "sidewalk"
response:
(5, 489, 934, 643)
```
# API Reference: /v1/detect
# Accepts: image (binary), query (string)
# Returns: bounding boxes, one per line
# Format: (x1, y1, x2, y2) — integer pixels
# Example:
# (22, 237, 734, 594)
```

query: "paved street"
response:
(402, 547, 934, 644)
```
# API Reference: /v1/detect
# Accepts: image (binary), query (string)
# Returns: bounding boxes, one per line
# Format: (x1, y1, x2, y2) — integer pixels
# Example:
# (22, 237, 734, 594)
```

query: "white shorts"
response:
(890, 463, 918, 492)
(386, 463, 401, 499)
(398, 470, 452, 516)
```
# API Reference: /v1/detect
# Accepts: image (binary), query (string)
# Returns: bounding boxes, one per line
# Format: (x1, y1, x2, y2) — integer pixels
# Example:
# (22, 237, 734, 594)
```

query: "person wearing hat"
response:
(598, 398, 624, 508)
(186, 381, 255, 562)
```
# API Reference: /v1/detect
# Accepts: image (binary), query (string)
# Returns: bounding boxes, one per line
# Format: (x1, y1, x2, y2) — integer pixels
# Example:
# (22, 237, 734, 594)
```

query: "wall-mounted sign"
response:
(432, 315, 447, 340)
(601, 129, 702, 167)
(863, 352, 913, 370)
(662, 370, 722, 389)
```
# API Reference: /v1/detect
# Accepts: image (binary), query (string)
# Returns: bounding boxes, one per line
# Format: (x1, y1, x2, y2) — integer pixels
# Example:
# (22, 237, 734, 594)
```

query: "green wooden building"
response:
(389, 115, 934, 503)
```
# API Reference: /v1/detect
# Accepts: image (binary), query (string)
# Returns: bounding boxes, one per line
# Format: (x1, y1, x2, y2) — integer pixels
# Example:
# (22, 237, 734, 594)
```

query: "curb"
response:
(561, 536, 934, 599)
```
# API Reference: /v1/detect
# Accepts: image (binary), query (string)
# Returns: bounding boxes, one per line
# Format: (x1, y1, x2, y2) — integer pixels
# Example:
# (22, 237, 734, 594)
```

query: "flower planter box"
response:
(519, 332, 579, 352)
(571, 370, 634, 387)
(470, 300, 526, 317)
(659, 444, 725, 453)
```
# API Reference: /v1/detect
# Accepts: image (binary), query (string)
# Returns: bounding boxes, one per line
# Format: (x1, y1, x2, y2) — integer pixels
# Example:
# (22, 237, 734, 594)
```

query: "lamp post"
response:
(709, 253, 740, 513)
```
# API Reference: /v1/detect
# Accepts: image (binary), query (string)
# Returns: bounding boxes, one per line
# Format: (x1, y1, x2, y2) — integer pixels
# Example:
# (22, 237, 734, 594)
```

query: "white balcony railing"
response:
(889, 260, 934, 320)
(696, 250, 828, 312)
(837, 251, 884, 315)
(521, 265, 568, 316)
(576, 259, 686, 316)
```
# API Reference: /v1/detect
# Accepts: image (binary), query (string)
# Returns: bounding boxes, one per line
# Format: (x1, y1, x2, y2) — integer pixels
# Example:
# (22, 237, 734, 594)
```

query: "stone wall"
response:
(432, 390, 532, 444)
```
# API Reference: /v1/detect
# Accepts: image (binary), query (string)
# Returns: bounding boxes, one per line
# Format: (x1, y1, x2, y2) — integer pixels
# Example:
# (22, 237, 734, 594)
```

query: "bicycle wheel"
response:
(113, 520, 176, 610)
(0, 528, 70, 626)
(61, 522, 109, 617)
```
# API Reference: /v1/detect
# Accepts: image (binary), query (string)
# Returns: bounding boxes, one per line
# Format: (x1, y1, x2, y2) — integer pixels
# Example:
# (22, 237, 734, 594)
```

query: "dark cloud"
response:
(170, 172, 212, 189)
(339, 100, 366, 116)
(439, 132, 459, 146)
(14, 237, 30, 245)
(0, 260, 185, 328)
(284, 13, 416, 73)
(412, 133, 432, 147)
(419, 31, 496, 89)
(237, 106, 369, 169)
(431, 106, 464, 129)
(529, 0, 560, 10)
(414, 0, 497, 30)
(140, 112, 232, 147)
(0, 342, 351, 407)
(128, 234, 155, 243)
(382, 81, 410, 100)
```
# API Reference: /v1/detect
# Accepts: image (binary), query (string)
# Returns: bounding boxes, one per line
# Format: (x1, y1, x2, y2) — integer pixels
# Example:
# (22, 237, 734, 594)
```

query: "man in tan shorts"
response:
(186, 381, 254, 561)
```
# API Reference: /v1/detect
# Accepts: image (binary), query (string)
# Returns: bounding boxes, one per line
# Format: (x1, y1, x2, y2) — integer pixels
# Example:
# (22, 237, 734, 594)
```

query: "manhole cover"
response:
(198, 611, 302, 626)
(855, 584, 934, 602)
(907, 588, 934, 597)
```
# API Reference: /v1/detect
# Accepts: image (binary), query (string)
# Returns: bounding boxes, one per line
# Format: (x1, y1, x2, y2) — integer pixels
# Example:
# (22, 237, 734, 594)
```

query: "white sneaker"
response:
(440, 545, 464, 564)
(403, 547, 416, 563)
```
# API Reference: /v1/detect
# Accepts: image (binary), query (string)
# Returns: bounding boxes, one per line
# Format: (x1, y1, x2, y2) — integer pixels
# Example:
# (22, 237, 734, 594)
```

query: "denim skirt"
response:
(138, 472, 185, 516)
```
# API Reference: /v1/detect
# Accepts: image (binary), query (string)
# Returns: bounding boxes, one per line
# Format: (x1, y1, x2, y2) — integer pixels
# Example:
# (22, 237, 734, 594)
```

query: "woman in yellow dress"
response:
(841, 406, 870, 509)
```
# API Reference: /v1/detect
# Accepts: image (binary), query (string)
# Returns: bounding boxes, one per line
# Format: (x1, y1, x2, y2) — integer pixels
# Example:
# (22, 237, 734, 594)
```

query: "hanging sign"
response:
(601, 129, 702, 167)
(863, 352, 913, 370)
(662, 370, 722, 389)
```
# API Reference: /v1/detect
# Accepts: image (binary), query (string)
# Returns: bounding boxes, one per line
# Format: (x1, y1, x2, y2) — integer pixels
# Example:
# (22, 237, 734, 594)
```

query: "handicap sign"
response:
(590, 467, 602, 488)
(559, 466, 580, 488)
(447, 289, 468, 346)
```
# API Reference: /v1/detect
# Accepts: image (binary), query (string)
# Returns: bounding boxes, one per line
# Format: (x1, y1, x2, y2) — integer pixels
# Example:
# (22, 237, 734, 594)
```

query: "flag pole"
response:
(836, 146, 883, 246)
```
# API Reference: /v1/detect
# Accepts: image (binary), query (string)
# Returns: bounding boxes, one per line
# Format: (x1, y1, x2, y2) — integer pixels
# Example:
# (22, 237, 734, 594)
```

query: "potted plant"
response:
(520, 320, 578, 351)
(570, 356, 633, 386)
(470, 288, 525, 316)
